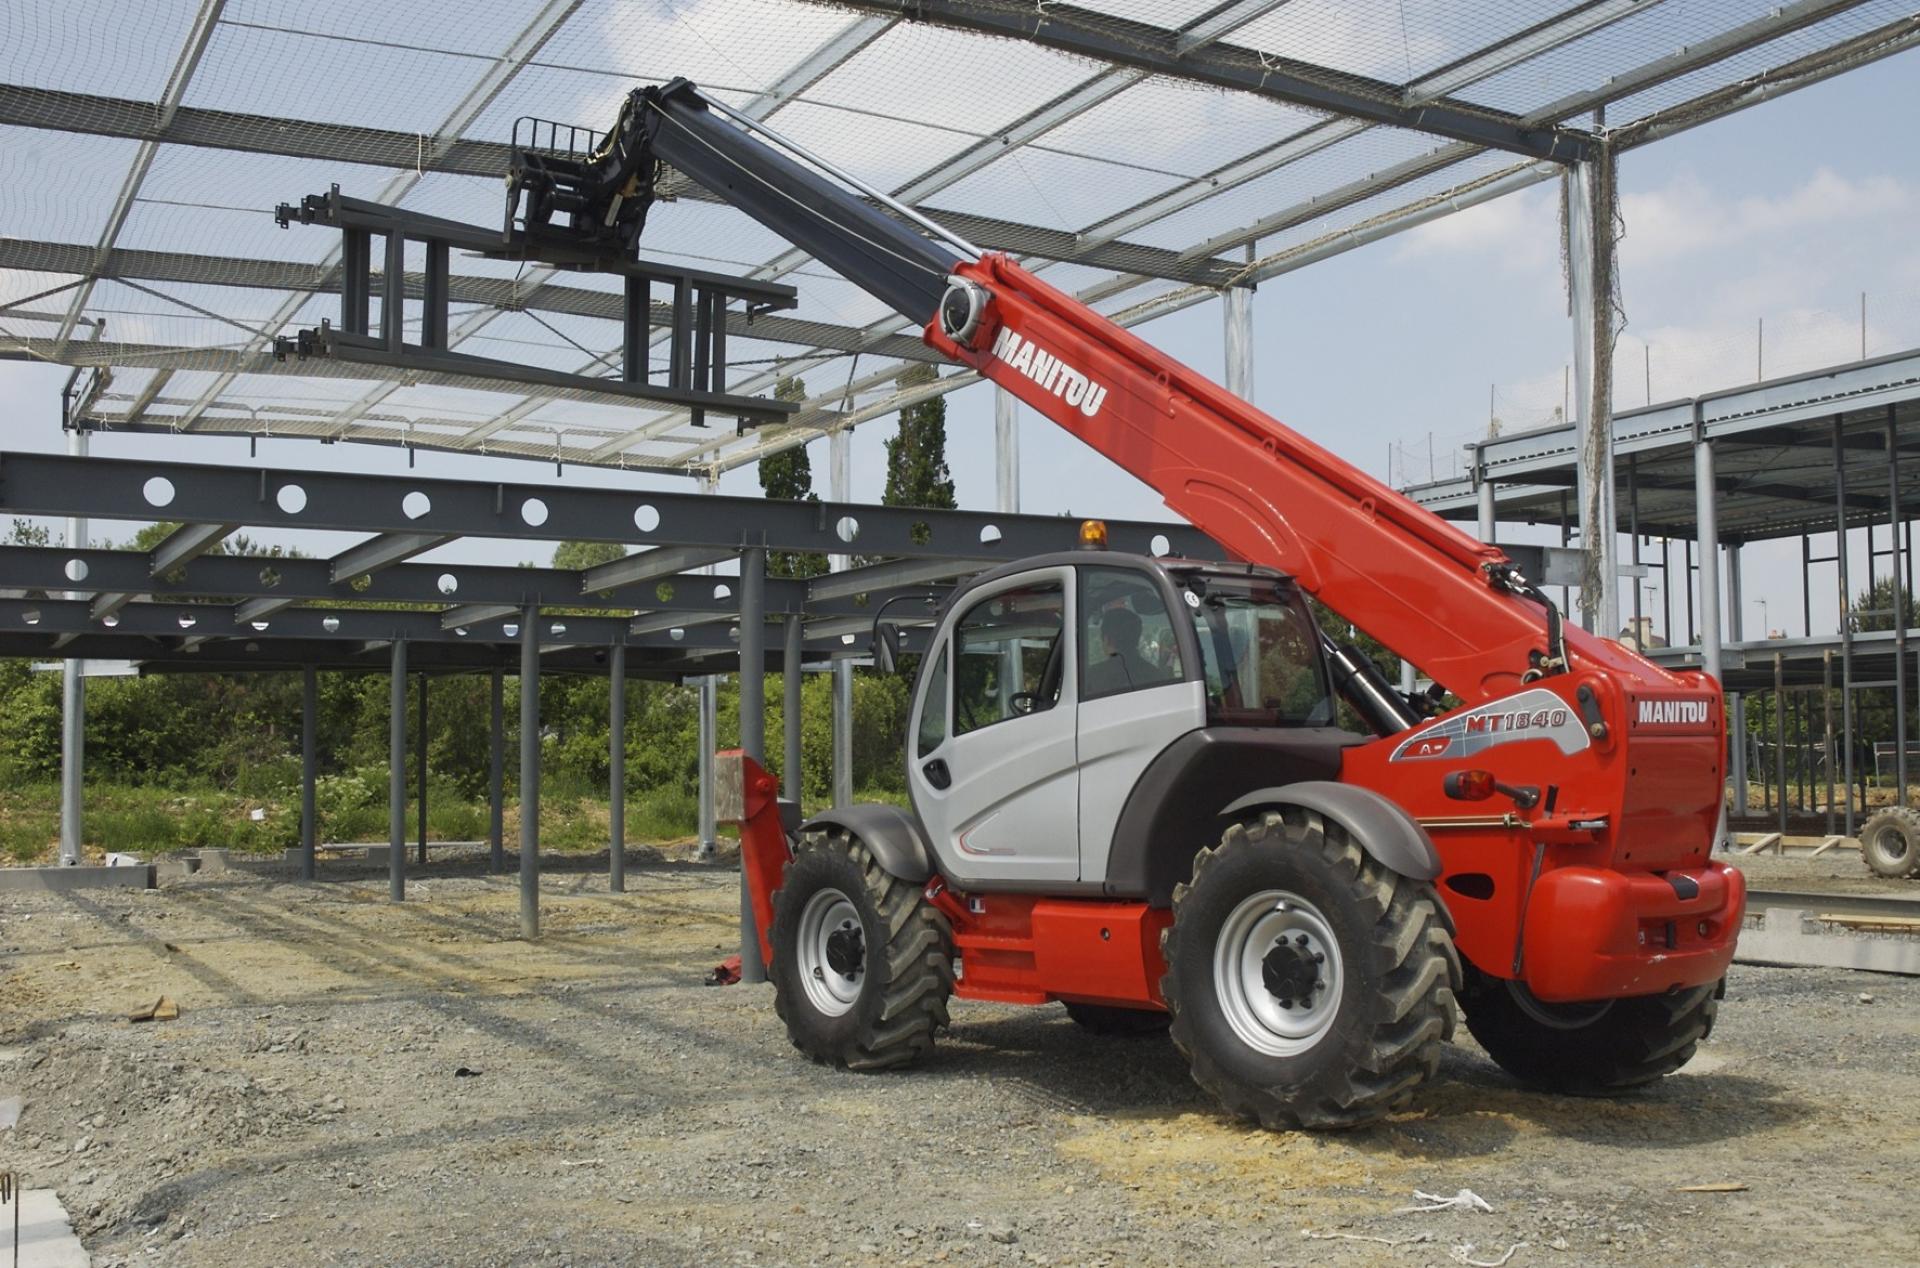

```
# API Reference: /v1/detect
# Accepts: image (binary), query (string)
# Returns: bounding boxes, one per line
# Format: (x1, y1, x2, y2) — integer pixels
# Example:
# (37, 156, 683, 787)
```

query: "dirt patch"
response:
(1, 856, 1916, 1266)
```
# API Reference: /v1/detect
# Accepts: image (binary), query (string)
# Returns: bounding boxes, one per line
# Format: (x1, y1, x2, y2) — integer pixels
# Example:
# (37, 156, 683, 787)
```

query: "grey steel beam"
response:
(150, 521, 236, 575)
(519, 602, 540, 938)
(610, 640, 627, 894)
(442, 603, 519, 631)
(388, 638, 406, 902)
(628, 609, 729, 637)
(584, 545, 737, 592)
(811, 1, 1591, 161)
(0, 453, 1216, 563)
(330, 532, 448, 583)
(809, 557, 994, 602)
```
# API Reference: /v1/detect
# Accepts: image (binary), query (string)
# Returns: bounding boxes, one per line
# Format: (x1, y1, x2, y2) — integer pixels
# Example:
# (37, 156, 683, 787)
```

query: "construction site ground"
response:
(2, 851, 1917, 1267)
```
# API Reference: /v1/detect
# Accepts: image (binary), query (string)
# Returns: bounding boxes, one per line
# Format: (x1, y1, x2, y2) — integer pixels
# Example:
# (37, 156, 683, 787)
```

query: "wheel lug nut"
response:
(1312, 952, 1325, 964)
(1295, 934, 1309, 946)
(1315, 980, 1326, 991)
(1278, 998, 1293, 1009)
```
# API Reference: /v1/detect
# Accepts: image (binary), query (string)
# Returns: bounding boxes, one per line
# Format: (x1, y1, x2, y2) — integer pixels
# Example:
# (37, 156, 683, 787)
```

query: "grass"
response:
(0, 780, 912, 865)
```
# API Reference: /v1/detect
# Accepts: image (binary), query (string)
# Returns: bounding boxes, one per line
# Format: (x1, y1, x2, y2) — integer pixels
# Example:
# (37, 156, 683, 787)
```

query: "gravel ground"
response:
(2, 852, 1917, 1267)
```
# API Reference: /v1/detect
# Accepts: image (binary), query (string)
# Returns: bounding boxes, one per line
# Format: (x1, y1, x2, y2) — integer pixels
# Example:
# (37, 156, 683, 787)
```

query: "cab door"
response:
(907, 568, 1080, 885)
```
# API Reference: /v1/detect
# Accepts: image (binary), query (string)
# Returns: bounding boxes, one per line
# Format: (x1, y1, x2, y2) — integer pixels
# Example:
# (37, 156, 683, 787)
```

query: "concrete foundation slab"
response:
(0, 865, 153, 893)
(192, 848, 231, 872)
(1736, 907, 1920, 976)
(8, 1188, 90, 1268)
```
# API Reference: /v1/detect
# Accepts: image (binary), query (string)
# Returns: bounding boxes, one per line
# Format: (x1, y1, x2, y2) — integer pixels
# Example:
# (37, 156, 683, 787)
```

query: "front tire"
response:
(1161, 807, 1460, 1131)
(1861, 807, 1920, 879)
(1459, 967, 1721, 1094)
(770, 829, 952, 1071)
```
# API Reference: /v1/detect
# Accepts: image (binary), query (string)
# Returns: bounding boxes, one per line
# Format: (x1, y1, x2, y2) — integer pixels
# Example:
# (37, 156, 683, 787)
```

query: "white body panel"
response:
(1076, 679, 1205, 882)
(910, 567, 1081, 884)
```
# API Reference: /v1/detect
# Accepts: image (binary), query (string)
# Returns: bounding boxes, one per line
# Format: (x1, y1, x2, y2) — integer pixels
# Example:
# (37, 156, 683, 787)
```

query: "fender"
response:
(1102, 727, 1359, 904)
(1221, 781, 1442, 882)
(799, 803, 933, 883)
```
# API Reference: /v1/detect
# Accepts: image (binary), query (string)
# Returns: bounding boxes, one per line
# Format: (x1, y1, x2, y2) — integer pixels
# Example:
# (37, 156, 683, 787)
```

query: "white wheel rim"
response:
(796, 888, 865, 1017)
(1212, 889, 1343, 1057)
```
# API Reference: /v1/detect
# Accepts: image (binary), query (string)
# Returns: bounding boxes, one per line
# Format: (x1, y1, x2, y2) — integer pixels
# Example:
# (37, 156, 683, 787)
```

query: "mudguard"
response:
(1221, 781, 1441, 882)
(798, 803, 934, 883)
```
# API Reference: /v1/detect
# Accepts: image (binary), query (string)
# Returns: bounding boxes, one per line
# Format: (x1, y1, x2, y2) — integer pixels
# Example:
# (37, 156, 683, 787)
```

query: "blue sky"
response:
(3, 45, 1916, 644)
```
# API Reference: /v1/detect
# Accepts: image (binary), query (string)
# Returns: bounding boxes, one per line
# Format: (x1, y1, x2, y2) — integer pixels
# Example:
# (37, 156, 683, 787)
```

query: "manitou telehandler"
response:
(509, 79, 1744, 1129)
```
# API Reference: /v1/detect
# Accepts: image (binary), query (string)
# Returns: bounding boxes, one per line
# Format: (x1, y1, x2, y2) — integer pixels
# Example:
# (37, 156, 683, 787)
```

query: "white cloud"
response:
(1620, 167, 1911, 265)
(1393, 184, 1560, 274)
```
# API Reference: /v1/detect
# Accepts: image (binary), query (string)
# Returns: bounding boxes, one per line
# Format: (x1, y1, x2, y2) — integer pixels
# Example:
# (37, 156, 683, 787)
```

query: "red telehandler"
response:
(509, 80, 1744, 1129)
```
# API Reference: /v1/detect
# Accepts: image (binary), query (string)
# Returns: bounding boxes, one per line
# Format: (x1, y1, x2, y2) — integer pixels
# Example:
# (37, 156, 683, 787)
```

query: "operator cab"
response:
(880, 541, 1350, 897)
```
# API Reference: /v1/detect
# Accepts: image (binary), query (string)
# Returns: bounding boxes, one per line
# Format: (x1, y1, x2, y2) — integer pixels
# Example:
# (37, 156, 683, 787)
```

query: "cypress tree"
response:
(759, 375, 827, 579)
(882, 363, 955, 543)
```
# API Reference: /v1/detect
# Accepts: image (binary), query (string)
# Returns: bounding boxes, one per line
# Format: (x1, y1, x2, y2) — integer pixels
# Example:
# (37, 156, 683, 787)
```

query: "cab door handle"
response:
(922, 758, 951, 790)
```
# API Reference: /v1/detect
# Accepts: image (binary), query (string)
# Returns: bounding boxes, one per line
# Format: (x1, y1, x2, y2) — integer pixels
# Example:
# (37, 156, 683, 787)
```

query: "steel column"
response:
(1889, 410, 1908, 805)
(1835, 419, 1856, 835)
(388, 638, 406, 901)
(1567, 149, 1619, 638)
(1727, 544, 1748, 815)
(488, 669, 505, 874)
(1476, 464, 1496, 544)
(738, 547, 769, 985)
(1223, 284, 1253, 400)
(994, 387, 1020, 514)
(783, 615, 804, 803)
(58, 429, 87, 866)
(416, 671, 428, 865)
(519, 603, 540, 938)
(1694, 425, 1724, 848)
(1823, 648, 1836, 836)
(300, 665, 317, 881)
(830, 429, 854, 808)
(697, 677, 718, 858)
(1774, 654, 1788, 837)
(610, 641, 627, 893)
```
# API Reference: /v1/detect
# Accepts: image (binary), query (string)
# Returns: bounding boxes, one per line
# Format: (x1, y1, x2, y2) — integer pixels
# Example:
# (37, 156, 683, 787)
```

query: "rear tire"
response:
(769, 828, 952, 1071)
(1459, 967, 1722, 1094)
(1161, 807, 1459, 1131)
(1861, 807, 1920, 879)
(1063, 1001, 1171, 1037)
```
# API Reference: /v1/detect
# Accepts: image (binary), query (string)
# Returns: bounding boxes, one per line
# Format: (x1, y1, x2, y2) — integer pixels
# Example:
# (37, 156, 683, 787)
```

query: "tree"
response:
(760, 375, 828, 579)
(883, 362, 955, 541)
(553, 539, 626, 572)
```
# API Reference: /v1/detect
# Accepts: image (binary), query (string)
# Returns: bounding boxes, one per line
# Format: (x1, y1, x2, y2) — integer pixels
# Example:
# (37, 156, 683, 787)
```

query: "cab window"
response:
(1184, 576, 1334, 726)
(1080, 566, 1184, 700)
(952, 580, 1066, 735)
(914, 644, 948, 756)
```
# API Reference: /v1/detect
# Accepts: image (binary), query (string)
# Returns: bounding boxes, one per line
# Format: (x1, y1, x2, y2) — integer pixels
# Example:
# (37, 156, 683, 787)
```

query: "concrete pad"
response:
(10, 1188, 90, 1268)
(0, 865, 152, 894)
(152, 857, 201, 883)
(363, 845, 391, 867)
(192, 848, 230, 873)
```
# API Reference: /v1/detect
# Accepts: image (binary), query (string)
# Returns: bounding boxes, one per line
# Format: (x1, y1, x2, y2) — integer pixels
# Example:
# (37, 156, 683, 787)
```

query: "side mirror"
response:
(872, 620, 903, 675)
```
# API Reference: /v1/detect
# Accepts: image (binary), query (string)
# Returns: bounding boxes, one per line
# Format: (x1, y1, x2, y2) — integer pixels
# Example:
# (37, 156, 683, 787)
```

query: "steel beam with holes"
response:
(329, 533, 450, 583)
(807, 557, 997, 602)
(0, 454, 1219, 562)
(0, 546, 817, 621)
(0, 598, 735, 651)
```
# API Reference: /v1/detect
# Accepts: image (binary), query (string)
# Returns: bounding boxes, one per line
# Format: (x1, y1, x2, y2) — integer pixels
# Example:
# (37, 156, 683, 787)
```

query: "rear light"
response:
(1444, 769, 1496, 801)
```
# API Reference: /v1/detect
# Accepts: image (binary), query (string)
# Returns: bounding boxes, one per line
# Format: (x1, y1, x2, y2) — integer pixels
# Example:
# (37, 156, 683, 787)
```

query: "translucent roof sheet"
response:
(2, 0, 1910, 476)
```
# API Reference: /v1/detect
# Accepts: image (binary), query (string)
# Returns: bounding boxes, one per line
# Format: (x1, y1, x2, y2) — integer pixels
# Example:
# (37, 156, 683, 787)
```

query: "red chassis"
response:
(720, 747, 1742, 1010)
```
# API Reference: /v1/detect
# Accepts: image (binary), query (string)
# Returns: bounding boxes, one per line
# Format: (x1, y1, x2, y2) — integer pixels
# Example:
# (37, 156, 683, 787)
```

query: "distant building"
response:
(1617, 617, 1667, 652)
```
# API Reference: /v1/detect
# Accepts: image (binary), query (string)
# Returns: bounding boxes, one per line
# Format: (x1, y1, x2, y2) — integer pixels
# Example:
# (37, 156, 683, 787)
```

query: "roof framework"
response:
(5, 0, 1917, 475)
(0, 450, 1219, 675)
